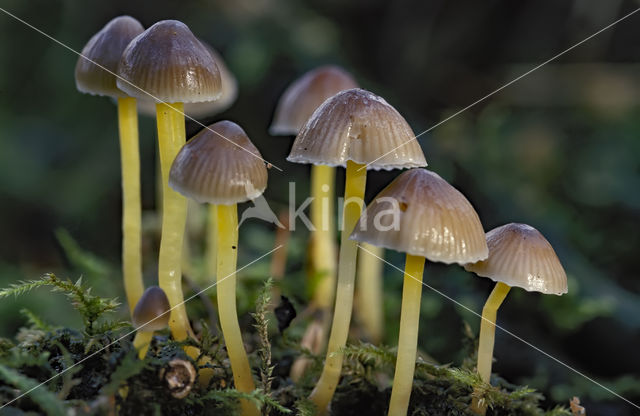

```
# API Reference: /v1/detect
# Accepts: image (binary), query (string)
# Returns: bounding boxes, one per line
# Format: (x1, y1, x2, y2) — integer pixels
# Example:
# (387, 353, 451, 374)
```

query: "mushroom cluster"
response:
(74, 15, 569, 416)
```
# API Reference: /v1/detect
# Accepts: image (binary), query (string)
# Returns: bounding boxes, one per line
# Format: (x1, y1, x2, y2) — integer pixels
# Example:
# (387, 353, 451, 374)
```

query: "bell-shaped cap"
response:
(169, 121, 268, 205)
(350, 169, 488, 264)
(136, 41, 237, 118)
(270, 65, 359, 136)
(132, 286, 171, 331)
(75, 16, 144, 97)
(287, 88, 427, 170)
(116, 20, 221, 103)
(465, 223, 568, 295)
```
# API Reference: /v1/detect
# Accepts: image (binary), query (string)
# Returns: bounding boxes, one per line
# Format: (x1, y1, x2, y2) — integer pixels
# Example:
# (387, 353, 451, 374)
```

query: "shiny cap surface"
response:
(465, 223, 568, 295)
(117, 20, 221, 103)
(351, 169, 488, 264)
(169, 121, 267, 205)
(287, 88, 427, 170)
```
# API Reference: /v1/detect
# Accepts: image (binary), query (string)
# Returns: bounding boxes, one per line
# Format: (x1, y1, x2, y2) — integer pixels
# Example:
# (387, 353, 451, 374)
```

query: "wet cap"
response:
(287, 88, 427, 170)
(350, 169, 488, 264)
(270, 65, 358, 135)
(117, 20, 221, 103)
(136, 40, 237, 118)
(75, 16, 144, 97)
(465, 223, 568, 295)
(169, 121, 268, 205)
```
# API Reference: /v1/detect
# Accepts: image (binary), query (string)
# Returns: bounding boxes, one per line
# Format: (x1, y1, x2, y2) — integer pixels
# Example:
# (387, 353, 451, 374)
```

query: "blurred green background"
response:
(0, 0, 639, 414)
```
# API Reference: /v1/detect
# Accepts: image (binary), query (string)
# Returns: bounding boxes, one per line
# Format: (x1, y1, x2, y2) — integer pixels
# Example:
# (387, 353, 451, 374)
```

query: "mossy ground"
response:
(0, 273, 572, 415)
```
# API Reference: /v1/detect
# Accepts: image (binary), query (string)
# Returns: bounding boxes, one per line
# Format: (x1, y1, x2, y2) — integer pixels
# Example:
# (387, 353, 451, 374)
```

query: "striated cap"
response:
(287, 89, 427, 170)
(350, 169, 488, 264)
(465, 223, 568, 295)
(132, 286, 171, 331)
(270, 65, 359, 135)
(75, 16, 144, 97)
(169, 121, 268, 205)
(136, 40, 237, 118)
(116, 20, 221, 103)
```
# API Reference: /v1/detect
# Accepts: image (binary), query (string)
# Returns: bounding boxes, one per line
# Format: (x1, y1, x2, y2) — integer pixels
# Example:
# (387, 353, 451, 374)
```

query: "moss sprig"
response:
(0, 273, 123, 336)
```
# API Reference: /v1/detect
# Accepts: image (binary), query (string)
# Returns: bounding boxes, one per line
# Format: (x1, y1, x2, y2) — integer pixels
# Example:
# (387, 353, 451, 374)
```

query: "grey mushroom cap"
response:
(287, 88, 427, 170)
(169, 121, 268, 205)
(465, 223, 568, 295)
(116, 20, 222, 103)
(350, 168, 488, 264)
(132, 286, 171, 331)
(270, 65, 359, 136)
(75, 16, 144, 98)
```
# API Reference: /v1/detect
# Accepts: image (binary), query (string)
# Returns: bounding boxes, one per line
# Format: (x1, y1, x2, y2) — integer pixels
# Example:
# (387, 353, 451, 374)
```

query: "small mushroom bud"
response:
(132, 286, 170, 359)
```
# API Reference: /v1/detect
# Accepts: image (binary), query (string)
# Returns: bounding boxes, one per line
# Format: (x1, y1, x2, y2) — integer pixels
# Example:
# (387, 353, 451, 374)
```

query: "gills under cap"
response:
(75, 16, 144, 97)
(270, 65, 359, 136)
(465, 223, 568, 295)
(169, 121, 268, 205)
(116, 20, 221, 103)
(132, 286, 171, 331)
(287, 89, 427, 170)
(350, 169, 488, 264)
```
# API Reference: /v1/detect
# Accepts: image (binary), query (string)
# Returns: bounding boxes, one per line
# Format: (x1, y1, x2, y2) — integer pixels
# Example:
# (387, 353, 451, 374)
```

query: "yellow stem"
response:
(206, 204, 218, 282)
(309, 160, 367, 415)
(387, 254, 425, 416)
(216, 204, 259, 416)
(310, 164, 337, 310)
(133, 331, 154, 359)
(117, 97, 143, 315)
(156, 102, 192, 341)
(356, 243, 385, 343)
(471, 282, 511, 415)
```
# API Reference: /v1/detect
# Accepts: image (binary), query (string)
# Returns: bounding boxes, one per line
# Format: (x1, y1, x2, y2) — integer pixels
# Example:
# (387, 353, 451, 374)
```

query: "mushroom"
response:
(270, 65, 358, 380)
(75, 16, 144, 315)
(136, 39, 237, 119)
(288, 88, 426, 414)
(169, 121, 267, 416)
(271, 65, 358, 308)
(465, 223, 567, 415)
(132, 286, 170, 359)
(351, 168, 488, 416)
(117, 20, 222, 343)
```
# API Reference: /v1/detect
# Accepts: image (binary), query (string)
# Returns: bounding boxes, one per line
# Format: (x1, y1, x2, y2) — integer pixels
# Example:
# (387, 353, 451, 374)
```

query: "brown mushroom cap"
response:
(132, 286, 171, 331)
(270, 65, 359, 136)
(350, 169, 488, 264)
(169, 120, 268, 205)
(116, 20, 221, 103)
(465, 223, 568, 295)
(75, 16, 144, 97)
(287, 88, 427, 170)
(136, 41, 237, 118)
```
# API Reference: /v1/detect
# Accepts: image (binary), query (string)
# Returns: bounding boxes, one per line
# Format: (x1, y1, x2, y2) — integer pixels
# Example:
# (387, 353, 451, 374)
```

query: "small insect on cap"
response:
(169, 121, 268, 205)
(116, 20, 222, 103)
(465, 223, 568, 295)
(287, 88, 427, 170)
(75, 16, 144, 97)
(270, 65, 359, 136)
(350, 169, 488, 264)
(132, 286, 171, 331)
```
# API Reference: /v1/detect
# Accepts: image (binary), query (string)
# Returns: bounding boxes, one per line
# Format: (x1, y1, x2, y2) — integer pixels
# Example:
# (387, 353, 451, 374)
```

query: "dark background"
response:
(0, 0, 639, 414)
